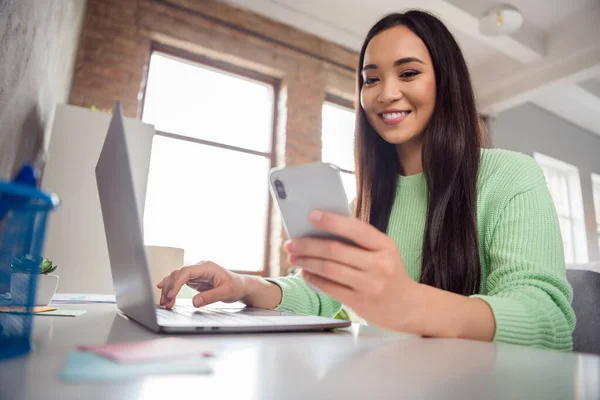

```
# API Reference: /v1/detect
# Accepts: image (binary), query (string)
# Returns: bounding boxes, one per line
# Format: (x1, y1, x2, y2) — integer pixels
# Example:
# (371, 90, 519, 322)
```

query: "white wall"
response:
(491, 102, 600, 264)
(41, 104, 155, 294)
(0, 0, 86, 179)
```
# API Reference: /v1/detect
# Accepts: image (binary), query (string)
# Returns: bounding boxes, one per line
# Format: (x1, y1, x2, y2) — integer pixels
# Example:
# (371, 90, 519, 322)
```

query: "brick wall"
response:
(70, 0, 359, 276)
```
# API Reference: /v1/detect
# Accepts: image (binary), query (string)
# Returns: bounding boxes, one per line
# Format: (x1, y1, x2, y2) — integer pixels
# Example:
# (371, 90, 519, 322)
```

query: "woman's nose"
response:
(377, 79, 403, 104)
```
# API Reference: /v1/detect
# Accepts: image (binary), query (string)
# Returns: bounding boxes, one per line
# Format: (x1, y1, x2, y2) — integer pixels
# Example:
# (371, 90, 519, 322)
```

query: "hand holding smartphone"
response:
(269, 162, 352, 243)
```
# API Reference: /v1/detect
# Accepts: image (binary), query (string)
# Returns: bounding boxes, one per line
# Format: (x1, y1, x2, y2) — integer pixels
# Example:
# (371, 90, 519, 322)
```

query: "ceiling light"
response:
(479, 3, 524, 36)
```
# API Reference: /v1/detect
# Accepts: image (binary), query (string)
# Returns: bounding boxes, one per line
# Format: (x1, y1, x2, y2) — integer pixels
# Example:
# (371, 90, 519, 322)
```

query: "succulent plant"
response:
(11, 255, 57, 275)
(40, 258, 57, 274)
(334, 308, 350, 321)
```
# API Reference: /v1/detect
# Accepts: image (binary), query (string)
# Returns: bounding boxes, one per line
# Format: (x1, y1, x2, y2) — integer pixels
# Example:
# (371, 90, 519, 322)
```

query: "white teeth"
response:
(382, 111, 409, 120)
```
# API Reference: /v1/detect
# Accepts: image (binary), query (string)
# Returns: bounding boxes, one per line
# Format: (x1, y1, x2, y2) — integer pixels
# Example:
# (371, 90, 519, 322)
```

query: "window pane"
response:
(594, 182, 600, 223)
(535, 153, 588, 264)
(559, 174, 571, 217)
(340, 170, 356, 205)
(558, 216, 574, 264)
(143, 136, 270, 271)
(322, 102, 356, 172)
(143, 53, 274, 153)
(542, 167, 570, 217)
(593, 174, 600, 250)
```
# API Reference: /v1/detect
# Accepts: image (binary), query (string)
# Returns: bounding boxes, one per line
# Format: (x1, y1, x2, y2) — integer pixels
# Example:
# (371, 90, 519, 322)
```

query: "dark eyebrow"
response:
(362, 57, 425, 72)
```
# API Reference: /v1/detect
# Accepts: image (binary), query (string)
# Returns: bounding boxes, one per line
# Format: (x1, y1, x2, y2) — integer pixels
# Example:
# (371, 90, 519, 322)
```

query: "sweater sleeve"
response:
(261, 198, 354, 317)
(472, 183, 576, 351)
(265, 272, 343, 317)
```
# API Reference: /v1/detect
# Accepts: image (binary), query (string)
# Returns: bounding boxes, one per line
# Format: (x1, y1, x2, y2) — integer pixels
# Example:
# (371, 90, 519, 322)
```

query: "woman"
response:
(158, 10, 575, 350)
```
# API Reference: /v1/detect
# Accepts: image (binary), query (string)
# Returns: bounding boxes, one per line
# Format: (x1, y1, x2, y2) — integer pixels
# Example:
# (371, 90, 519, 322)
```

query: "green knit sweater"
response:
(268, 149, 575, 351)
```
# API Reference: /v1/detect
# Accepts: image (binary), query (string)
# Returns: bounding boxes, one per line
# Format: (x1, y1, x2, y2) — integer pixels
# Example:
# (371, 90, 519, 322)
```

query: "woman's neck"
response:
(396, 138, 423, 176)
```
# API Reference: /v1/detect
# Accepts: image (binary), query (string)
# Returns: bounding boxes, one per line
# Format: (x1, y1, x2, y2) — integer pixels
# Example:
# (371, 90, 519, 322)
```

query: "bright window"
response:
(142, 51, 276, 273)
(592, 174, 600, 251)
(321, 98, 356, 204)
(534, 153, 588, 265)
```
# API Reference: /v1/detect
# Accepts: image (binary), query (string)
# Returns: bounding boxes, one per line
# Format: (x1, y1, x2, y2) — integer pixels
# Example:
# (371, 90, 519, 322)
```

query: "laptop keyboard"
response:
(157, 304, 274, 325)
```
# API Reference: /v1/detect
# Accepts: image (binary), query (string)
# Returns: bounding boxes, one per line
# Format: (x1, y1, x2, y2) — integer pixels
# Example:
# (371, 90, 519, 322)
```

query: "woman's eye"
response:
(400, 71, 420, 78)
(364, 77, 379, 85)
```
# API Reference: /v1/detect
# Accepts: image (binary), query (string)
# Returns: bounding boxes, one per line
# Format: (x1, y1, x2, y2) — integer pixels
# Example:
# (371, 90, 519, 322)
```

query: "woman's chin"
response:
(378, 129, 418, 146)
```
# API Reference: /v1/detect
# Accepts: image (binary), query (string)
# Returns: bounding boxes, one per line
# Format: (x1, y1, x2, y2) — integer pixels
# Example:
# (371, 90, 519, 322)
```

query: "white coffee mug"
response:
(145, 246, 185, 304)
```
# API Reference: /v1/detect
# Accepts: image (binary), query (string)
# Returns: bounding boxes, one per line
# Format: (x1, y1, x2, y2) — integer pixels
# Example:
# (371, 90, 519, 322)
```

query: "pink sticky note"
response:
(78, 338, 216, 364)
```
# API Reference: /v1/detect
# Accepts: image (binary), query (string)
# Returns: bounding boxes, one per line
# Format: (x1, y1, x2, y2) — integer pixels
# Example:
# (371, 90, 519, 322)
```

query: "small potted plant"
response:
(10, 255, 59, 306)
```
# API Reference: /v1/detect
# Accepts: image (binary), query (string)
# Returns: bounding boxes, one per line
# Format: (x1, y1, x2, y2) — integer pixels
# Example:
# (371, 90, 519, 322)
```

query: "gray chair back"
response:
(566, 269, 600, 355)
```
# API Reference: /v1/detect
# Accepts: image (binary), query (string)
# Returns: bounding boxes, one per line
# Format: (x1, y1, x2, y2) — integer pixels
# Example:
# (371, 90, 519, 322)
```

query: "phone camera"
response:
(274, 179, 287, 199)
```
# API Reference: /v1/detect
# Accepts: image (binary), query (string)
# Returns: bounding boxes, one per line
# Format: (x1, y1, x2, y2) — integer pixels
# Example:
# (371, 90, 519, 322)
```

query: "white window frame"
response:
(321, 95, 356, 204)
(141, 47, 278, 276)
(534, 153, 588, 265)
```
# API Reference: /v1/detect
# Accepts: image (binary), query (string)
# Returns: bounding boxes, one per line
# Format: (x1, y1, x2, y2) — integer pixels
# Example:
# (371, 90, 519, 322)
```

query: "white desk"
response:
(1, 303, 599, 400)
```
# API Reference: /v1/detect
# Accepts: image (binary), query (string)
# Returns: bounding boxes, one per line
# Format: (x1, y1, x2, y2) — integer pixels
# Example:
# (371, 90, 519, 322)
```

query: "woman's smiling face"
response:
(360, 25, 437, 148)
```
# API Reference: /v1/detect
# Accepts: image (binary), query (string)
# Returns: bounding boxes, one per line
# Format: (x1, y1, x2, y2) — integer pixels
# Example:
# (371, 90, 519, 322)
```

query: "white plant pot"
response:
(10, 273, 59, 306)
(35, 274, 59, 306)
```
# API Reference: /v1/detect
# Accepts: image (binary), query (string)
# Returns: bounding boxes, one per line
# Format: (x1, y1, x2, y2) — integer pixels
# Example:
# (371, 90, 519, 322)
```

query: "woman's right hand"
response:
(157, 261, 246, 309)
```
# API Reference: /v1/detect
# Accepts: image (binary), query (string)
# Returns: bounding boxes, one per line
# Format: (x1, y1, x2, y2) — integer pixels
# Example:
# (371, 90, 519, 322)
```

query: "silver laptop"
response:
(95, 101, 351, 333)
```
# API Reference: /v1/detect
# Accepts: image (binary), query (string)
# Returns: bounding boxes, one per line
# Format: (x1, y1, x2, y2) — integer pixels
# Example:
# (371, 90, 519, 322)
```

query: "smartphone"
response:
(269, 162, 352, 243)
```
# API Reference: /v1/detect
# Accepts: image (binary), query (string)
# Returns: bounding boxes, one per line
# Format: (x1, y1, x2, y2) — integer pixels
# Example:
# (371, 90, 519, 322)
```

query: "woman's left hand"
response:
(285, 210, 423, 332)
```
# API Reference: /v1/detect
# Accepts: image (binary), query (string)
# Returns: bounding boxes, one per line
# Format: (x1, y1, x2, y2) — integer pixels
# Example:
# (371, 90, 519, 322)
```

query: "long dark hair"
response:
(354, 10, 482, 296)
